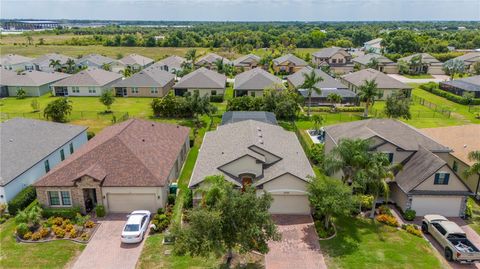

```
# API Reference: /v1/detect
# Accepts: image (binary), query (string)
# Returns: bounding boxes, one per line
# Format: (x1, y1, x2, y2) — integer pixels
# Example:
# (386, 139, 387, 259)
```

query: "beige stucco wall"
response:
(186, 88, 225, 96)
(124, 80, 174, 97)
(273, 62, 305, 74)
(428, 65, 445, 75)
(261, 173, 308, 194)
(220, 155, 263, 178)
(436, 153, 479, 193)
(102, 186, 168, 212)
(414, 164, 469, 192)
(375, 142, 413, 164)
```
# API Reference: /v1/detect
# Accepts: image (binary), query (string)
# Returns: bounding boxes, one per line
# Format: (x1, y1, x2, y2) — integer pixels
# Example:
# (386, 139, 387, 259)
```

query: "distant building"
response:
(31, 53, 74, 72)
(397, 53, 445, 75)
(272, 54, 308, 74)
(51, 69, 122, 96)
(221, 111, 278, 126)
(233, 68, 284, 97)
(113, 66, 175, 97)
(363, 38, 383, 54)
(0, 54, 34, 71)
(195, 53, 231, 70)
(0, 69, 70, 97)
(2, 20, 59, 31)
(352, 53, 398, 74)
(312, 47, 354, 75)
(439, 75, 480, 98)
(118, 54, 154, 71)
(151, 55, 186, 73)
(173, 67, 226, 96)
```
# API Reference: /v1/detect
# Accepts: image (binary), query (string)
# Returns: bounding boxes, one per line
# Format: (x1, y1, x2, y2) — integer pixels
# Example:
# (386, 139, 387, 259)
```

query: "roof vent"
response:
(9, 139, 13, 142)
(142, 139, 145, 142)
(151, 123, 155, 126)
(257, 127, 261, 131)
(259, 139, 263, 144)
(258, 132, 262, 138)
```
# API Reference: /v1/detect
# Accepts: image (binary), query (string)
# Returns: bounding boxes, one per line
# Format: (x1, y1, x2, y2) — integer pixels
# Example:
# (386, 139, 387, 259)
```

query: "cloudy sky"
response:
(1, 0, 480, 21)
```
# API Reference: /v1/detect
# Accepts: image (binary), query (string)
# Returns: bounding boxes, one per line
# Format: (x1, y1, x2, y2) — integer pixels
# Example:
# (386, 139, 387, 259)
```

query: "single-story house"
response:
(312, 47, 354, 74)
(352, 53, 398, 74)
(233, 67, 285, 97)
(0, 54, 34, 71)
(233, 54, 261, 71)
(31, 53, 74, 72)
(173, 67, 226, 96)
(221, 111, 278, 126)
(0, 118, 87, 204)
(113, 66, 175, 97)
(189, 120, 315, 214)
(0, 69, 70, 97)
(118, 54, 154, 71)
(76, 54, 125, 73)
(452, 52, 480, 73)
(439, 75, 480, 98)
(422, 125, 480, 196)
(34, 119, 190, 213)
(341, 68, 412, 100)
(195, 53, 231, 70)
(152, 55, 187, 73)
(363, 38, 383, 54)
(325, 119, 471, 217)
(272, 54, 308, 74)
(51, 69, 123, 96)
(398, 53, 445, 75)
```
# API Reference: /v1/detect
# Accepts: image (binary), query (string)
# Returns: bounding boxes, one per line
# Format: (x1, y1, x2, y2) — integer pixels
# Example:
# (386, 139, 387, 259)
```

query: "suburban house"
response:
(0, 54, 34, 71)
(189, 120, 315, 214)
(439, 75, 480, 98)
(363, 38, 383, 54)
(173, 67, 226, 96)
(422, 125, 480, 197)
(312, 47, 354, 74)
(341, 68, 412, 100)
(34, 119, 190, 214)
(0, 69, 70, 97)
(352, 53, 398, 74)
(76, 54, 124, 73)
(398, 53, 445, 75)
(221, 111, 278, 126)
(452, 52, 480, 73)
(287, 66, 357, 106)
(113, 66, 175, 97)
(0, 118, 87, 204)
(272, 54, 308, 74)
(51, 69, 123, 96)
(233, 54, 261, 71)
(324, 119, 471, 217)
(118, 54, 154, 71)
(195, 53, 231, 70)
(233, 67, 285, 97)
(152, 55, 187, 73)
(31, 53, 74, 72)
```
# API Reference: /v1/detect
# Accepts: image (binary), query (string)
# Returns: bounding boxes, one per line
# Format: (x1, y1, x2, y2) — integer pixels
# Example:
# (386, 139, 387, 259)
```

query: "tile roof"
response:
(196, 53, 231, 65)
(77, 54, 117, 66)
(0, 69, 70, 87)
(233, 54, 261, 67)
(312, 47, 350, 58)
(440, 75, 480, 92)
(152, 55, 186, 70)
(234, 67, 284, 91)
(0, 54, 34, 66)
(173, 67, 226, 89)
(398, 53, 442, 65)
(34, 119, 190, 187)
(273, 54, 308, 66)
(287, 66, 348, 90)
(1, 118, 87, 186)
(51, 69, 122, 87)
(453, 52, 480, 63)
(341, 68, 412, 89)
(221, 111, 278, 126)
(352, 53, 396, 66)
(31, 53, 73, 66)
(119, 54, 154, 66)
(113, 66, 175, 88)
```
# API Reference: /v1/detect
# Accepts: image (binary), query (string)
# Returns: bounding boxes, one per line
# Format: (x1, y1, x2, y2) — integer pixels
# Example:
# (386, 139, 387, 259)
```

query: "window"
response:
(44, 160, 50, 173)
(385, 152, 394, 164)
(61, 191, 72, 205)
(452, 161, 458, 172)
(338, 59, 344, 64)
(434, 172, 450, 185)
(88, 87, 96, 94)
(211, 90, 217, 96)
(48, 191, 71, 206)
(72, 86, 80, 93)
(194, 89, 200, 95)
(150, 87, 158, 94)
(69, 143, 74, 154)
(131, 87, 139, 94)
(60, 149, 65, 161)
(250, 91, 256, 97)
(332, 59, 337, 64)
(48, 191, 60, 206)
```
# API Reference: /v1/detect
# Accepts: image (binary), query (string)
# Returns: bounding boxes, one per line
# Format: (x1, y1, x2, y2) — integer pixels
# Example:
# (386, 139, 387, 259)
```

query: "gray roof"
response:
(153, 55, 186, 70)
(113, 66, 175, 88)
(273, 54, 308, 66)
(31, 53, 73, 66)
(312, 47, 350, 58)
(221, 111, 278, 126)
(233, 54, 261, 67)
(0, 118, 87, 186)
(325, 119, 450, 152)
(0, 69, 70, 87)
(299, 88, 357, 98)
(196, 53, 231, 65)
(119, 54, 154, 66)
(364, 38, 383, 46)
(287, 66, 348, 90)
(0, 54, 34, 66)
(352, 53, 396, 66)
(189, 120, 314, 188)
(51, 69, 122, 87)
(398, 53, 442, 65)
(453, 52, 480, 63)
(173, 67, 226, 89)
(234, 68, 284, 91)
(77, 54, 118, 66)
(441, 75, 480, 92)
(341, 68, 412, 89)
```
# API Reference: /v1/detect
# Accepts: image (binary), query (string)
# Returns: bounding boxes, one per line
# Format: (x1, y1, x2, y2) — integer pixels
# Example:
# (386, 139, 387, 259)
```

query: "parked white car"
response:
(121, 210, 151, 244)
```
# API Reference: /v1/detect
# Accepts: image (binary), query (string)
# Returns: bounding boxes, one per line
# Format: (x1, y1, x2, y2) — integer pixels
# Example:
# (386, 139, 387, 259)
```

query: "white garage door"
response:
(411, 196, 463, 217)
(107, 193, 157, 213)
(269, 194, 310, 215)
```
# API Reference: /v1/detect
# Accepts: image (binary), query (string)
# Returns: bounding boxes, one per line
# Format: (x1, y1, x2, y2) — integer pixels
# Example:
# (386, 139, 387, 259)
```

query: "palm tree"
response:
(311, 114, 324, 132)
(300, 70, 323, 116)
(366, 57, 379, 70)
(65, 59, 76, 73)
(464, 151, 480, 197)
(49, 59, 61, 71)
(26, 35, 33, 45)
(214, 59, 225, 73)
(358, 79, 381, 118)
(409, 55, 423, 75)
(101, 63, 112, 71)
(123, 66, 132, 77)
(185, 49, 199, 69)
(326, 93, 342, 106)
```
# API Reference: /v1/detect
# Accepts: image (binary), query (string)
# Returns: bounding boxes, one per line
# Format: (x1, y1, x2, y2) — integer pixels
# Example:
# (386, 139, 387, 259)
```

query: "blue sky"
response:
(1, 0, 480, 21)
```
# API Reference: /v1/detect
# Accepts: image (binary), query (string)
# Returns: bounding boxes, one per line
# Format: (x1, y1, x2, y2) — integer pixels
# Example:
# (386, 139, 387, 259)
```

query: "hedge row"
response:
(42, 206, 81, 219)
(7, 186, 37, 215)
(420, 83, 480, 105)
(307, 106, 364, 112)
(210, 95, 224, 103)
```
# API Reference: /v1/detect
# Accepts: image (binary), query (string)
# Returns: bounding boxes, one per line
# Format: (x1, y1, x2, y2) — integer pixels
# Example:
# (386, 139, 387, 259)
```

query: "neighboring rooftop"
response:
(352, 53, 396, 66)
(0, 54, 34, 66)
(364, 38, 383, 46)
(221, 111, 278, 126)
(173, 67, 226, 89)
(234, 67, 284, 91)
(153, 55, 186, 70)
(440, 75, 480, 92)
(312, 47, 350, 58)
(0, 69, 70, 86)
(273, 54, 308, 66)
(398, 53, 442, 65)
(453, 52, 480, 63)
(196, 53, 231, 65)
(113, 66, 174, 88)
(298, 88, 357, 99)
(287, 66, 348, 90)
(1, 118, 87, 186)
(31, 53, 73, 66)
(77, 54, 117, 66)
(119, 54, 154, 66)
(34, 119, 190, 187)
(51, 69, 122, 87)
(342, 68, 412, 89)
(233, 54, 261, 67)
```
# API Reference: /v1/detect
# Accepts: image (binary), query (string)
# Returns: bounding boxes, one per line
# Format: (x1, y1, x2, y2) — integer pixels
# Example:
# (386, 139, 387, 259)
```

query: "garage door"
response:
(269, 194, 310, 215)
(107, 193, 157, 213)
(411, 196, 463, 217)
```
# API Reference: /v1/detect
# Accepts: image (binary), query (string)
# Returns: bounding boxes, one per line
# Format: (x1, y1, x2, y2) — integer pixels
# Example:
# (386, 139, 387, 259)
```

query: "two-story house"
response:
(312, 47, 354, 74)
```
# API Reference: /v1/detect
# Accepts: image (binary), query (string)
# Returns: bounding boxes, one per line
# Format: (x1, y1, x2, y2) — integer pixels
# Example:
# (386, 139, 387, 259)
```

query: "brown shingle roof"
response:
(34, 119, 190, 187)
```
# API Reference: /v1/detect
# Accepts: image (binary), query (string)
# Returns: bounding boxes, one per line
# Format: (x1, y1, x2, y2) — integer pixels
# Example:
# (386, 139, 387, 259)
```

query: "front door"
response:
(83, 188, 98, 212)
(241, 176, 253, 191)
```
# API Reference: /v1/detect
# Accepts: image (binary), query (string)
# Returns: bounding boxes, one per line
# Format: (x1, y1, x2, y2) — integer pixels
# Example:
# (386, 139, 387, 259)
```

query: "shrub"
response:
(95, 205, 106, 217)
(310, 144, 324, 165)
(39, 227, 50, 238)
(358, 195, 374, 210)
(402, 224, 422, 237)
(376, 214, 399, 227)
(421, 83, 480, 105)
(42, 207, 80, 219)
(465, 198, 474, 219)
(87, 131, 96, 140)
(16, 223, 29, 238)
(336, 106, 364, 112)
(8, 186, 37, 215)
(167, 194, 176, 205)
(75, 213, 90, 227)
(184, 188, 193, 209)
(314, 220, 335, 238)
(80, 232, 89, 241)
(31, 232, 42, 241)
(53, 227, 66, 238)
(52, 217, 64, 226)
(151, 214, 170, 233)
(210, 95, 224, 103)
(378, 205, 392, 216)
(403, 209, 416, 221)
(157, 208, 165, 215)
(70, 228, 78, 238)
(0, 203, 7, 215)
(84, 220, 95, 228)
(23, 231, 33, 240)
(0, 217, 6, 224)
(65, 223, 74, 232)
(16, 88, 27, 99)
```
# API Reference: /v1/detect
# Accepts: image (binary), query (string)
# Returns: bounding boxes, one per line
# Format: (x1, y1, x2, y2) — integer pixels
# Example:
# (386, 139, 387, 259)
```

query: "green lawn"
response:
(320, 217, 447, 269)
(0, 219, 85, 269)
(403, 74, 434, 79)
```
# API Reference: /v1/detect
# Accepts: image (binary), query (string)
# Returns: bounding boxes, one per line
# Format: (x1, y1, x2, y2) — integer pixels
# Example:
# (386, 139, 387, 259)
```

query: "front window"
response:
(124, 224, 140, 232)
(131, 87, 139, 94)
(48, 191, 72, 206)
(452, 161, 458, 172)
(250, 91, 256, 97)
(61, 191, 71, 205)
(44, 160, 50, 173)
(88, 87, 96, 94)
(60, 149, 65, 161)
(69, 143, 74, 154)
(48, 191, 60, 206)
(434, 172, 450, 185)
(150, 87, 158, 94)
(211, 90, 217, 96)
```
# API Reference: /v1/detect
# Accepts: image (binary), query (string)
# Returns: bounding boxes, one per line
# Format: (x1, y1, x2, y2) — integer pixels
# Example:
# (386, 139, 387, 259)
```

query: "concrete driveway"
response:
(71, 214, 147, 269)
(265, 215, 327, 269)
(388, 74, 450, 84)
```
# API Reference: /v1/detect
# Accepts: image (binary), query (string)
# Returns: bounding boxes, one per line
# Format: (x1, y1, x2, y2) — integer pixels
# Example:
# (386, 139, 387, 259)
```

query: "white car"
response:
(121, 210, 151, 244)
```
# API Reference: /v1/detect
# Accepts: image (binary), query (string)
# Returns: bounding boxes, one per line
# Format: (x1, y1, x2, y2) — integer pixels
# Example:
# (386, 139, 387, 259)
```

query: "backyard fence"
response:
(0, 111, 130, 122)
(411, 95, 452, 118)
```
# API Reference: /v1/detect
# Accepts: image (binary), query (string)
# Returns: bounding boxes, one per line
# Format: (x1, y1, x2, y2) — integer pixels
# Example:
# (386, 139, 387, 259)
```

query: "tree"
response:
(25, 35, 33, 45)
(65, 58, 76, 73)
(473, 62, 480, 75)
(463, 92, 475, 106)
(311, 114, 324, 131)
(299, 70, 323, 116)
(464, 151, 480, 196)
(384, 91, 411, 120)
(443, 59, 465, 80)
(326, 93, 342, 106)
(16, 88, 26, 99)
(30, 99, 40, 112)
(49, 59, 62, 71)
(308, 176, 355, 230)
(358, 79, 381, 118)
(185, 49, 199, 68)
(366, 57, 379, 70)
(123, 66, 133, 77)
(259, 54, 273, 70)
(397, 60, 410, 75)
(44, 98, 72, 122)
(409, 55, 423, 75)
(174, 175, 280, 261)
(101, 63, 112, 71)
(99, 90, 115, 112)
(38, 38, 45, 45)
(185, 91, 217, 127)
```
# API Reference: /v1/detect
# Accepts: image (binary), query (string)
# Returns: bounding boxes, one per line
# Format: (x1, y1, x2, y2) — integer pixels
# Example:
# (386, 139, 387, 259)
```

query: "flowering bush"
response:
(31, 232, 42, 241)
(39, 227, 50, 238)
(23, 232, 33, 240)
(53, 226, 66, 238)
(52, 217, 63, 226)
(376, 214, 399, 227)
(80, 232, 89, 241)
(70, 228, 78, 238)
(84, 220, 95, 228)
(402, 224, 422, 237)
(378, 205, 392, 216)
(65, 224, 74, 232)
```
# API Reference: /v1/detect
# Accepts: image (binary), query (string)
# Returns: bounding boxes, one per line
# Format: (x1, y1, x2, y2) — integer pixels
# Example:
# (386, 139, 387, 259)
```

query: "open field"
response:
(0, 34, 94, 45)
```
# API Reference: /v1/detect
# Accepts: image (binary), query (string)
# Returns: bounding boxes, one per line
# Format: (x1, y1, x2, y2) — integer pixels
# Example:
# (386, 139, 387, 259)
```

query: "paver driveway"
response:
(265, 215, 327, 269)
(71, 214, 147, 269)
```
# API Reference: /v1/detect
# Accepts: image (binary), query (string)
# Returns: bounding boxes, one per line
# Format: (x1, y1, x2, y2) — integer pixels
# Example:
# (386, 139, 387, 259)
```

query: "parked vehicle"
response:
(422, 214, 480, 263)
(121, 210, 151, 243)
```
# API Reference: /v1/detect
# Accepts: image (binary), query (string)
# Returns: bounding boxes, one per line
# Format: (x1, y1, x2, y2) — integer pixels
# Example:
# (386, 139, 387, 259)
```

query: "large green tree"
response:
(358, 79, 381, 118)
(44, 98, 73, 122)
(299, 70, 323, 116)
(99, 90, 116, 112)
(443, 59, 465, 80)
(384, 91, 411, 120)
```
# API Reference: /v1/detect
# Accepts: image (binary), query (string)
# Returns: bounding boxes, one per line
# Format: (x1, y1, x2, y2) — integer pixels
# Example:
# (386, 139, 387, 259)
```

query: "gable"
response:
(413, 164, 469, 192)
(217, 155, 263, 179)
(260, 173, 308, 193)
(249, 145, 281, 164)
